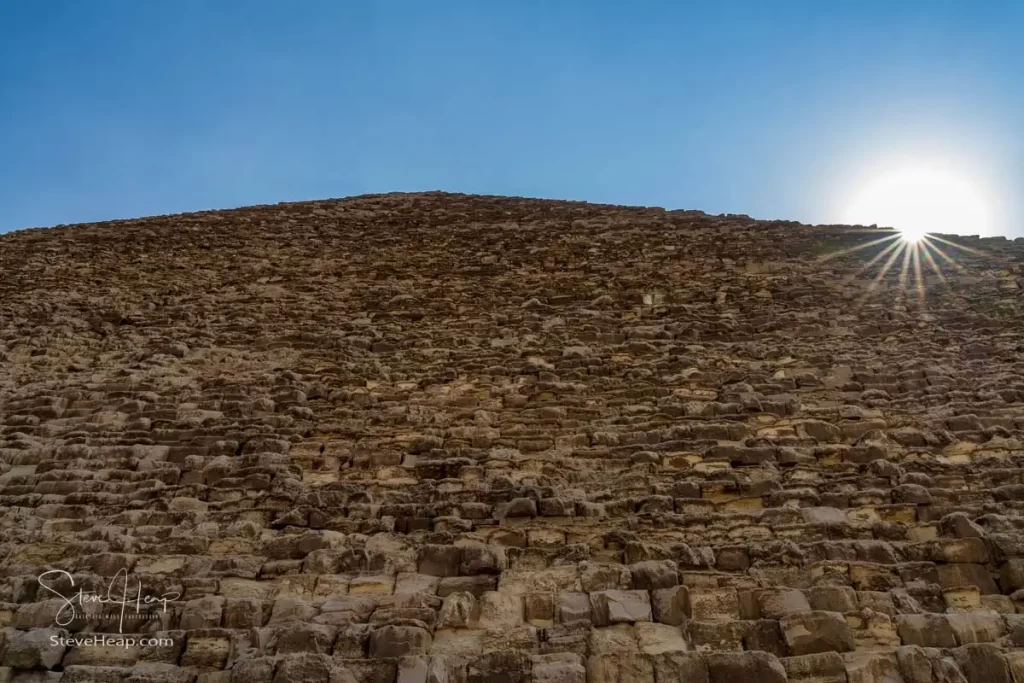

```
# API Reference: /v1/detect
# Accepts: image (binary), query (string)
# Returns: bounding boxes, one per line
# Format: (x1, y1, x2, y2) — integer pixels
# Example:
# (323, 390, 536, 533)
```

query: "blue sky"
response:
(1, 1, 1021, 235)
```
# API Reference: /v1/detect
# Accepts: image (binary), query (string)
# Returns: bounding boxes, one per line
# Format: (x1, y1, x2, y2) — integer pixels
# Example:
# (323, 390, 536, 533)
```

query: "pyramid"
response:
(1, 192, 1023, 682)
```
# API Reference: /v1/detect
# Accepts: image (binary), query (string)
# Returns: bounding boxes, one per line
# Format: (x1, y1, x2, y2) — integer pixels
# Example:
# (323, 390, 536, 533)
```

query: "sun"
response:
(842, 167, 992, 241)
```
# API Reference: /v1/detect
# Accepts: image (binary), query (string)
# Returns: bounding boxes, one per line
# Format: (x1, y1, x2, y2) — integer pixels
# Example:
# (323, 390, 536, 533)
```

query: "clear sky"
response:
(1, 1, 1021, 236)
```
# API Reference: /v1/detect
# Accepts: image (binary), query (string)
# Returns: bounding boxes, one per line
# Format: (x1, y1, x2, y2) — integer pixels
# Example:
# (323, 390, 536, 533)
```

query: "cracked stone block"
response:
(589, 590, 652, 626)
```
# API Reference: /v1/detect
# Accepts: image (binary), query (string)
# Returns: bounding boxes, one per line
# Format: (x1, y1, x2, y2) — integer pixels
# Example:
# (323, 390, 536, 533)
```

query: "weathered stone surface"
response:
(780, 611, 855, 656)
(896, 614, 958, 648)
(706, 651, 787, 683)
(1, 629, 65, 669)
(369, 625, 433, 659)
(953, 643, 1011, 683)
(589, 590, 652, 626)
(758, 588, 812, 619)
(0, 192, 1021, 682)
(783, 652, 846, 682)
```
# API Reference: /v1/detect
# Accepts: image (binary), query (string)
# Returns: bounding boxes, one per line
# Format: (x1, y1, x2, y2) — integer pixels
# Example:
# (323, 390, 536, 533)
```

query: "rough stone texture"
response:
(1, 191, 1024, 682)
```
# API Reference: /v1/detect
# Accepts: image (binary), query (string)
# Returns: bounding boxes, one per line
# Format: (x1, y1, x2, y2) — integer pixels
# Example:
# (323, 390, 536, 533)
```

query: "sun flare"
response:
(843, 167, 991, 241)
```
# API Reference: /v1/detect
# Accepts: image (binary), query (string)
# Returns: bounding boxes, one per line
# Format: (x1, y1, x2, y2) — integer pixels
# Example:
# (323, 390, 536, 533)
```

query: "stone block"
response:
(467, 650, 532, 683)
(706, 651, 787, 683)
(634, 622, 687, 654)
(589, 624, 639, 655)
(270, 654, 334, 683)
(477, 591, 523, 629)
(580, 563, 632, 592)
(937, 564, 1000, 594)
(369, 625, 432, 659)
(896, 614, 957, 648)
(590, 590, 652, 626)
(555, 591, 592, 624)
(651, 585, 690, 626)
(780, 611, 855, 656)
(179, 595, 225, 630)
(630, 561, 678, 591)
(180, 636, 231, 669)
(2, 628, 66, 669)
(419, 545, 463, 577)
(758, 588, 812, 619)
(953, 643, 1011, 683)
(532, 653, 585, 683)
(947, 613, 1004, 645)
(689, 588, 740, 621)
(586, 653, 656, 683)
(807, 585, 858, 613)
(783, 652, 847, 682)
(843, 652, 904, 683)
(651, 651, 708, 683)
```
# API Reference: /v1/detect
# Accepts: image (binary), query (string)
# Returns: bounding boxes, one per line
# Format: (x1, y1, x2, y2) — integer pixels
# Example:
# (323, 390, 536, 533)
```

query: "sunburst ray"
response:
(917, 240, 949, 285)
(817, 233, 902, 263)
(860, 240, 908, 302)
(911, 242, 926, 305)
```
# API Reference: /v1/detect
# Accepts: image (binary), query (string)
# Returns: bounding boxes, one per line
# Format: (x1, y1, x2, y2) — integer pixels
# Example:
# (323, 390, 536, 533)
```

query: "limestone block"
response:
(61, 666, 131, 683)
(179, 595, 225, 630)
(61, 640, 141, 668)
(460, 544, 507, 576)
(630, 560, 678, 591)
(477, 591, 523, 630)
(531, 653, 585, 683)
(780, 611, 855, 656)
(934, 539, 990, 565)
(467, 650, 532, 683)
(651, 585, 691, 626)
(349, 574, 395, 595)
(940, 513, 986, 539)
(2, 628, 66, 669)
(937, 564, 999, 594)
(947, 613, 1004, 645)
(807, 586, 858, 613)
(689, 620, 750, 651)
(896, 614, 957, 648)
(706, 651, 787, 683)
(580, 563, 632, 592)
(689, 588, 740, 622)
(843, 652, 904, 683)
(589, 590, 652, 626)
(586, 653, 656, 683)
(125, 663, 195, 683)
(394, 573, 440, 596)
(223, 598, 265, 629)
(180, 636, 231, 669)
(555, 592, 591, 624)
(268, 596, 316, 624)
(419, 545, 463, 577)
(275, 622, 338, 654)
(634, 622, 687, 654)
(758, 588, 812, 619)
(589, 624, 640, 655)
(437, 591, 478, 630)
(369, 625, 432, 659)
(895, 645, 932, 683)
(783, 652, 847, 682)
(651, 651, 709, 683)
(271, 653, 336, 683)
(953, 644, 1011, 683)
(1004, 652, 1024, 683)
(498, 567, 580, 595)
(481, 625, 539, 654)
(524, 591, 554, 625)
